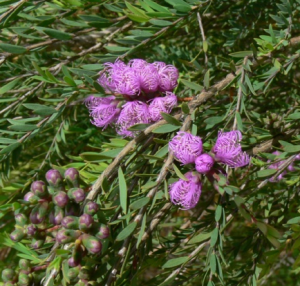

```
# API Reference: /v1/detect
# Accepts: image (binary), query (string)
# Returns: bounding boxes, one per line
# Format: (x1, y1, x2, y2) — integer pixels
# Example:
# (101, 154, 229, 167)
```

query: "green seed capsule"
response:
(2, 269, 16, 282)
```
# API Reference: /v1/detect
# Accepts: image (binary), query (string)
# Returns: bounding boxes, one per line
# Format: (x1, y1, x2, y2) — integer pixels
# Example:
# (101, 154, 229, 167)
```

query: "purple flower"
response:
(112, 66, 140, 96)
(116, 101, 150, 137)
(195, 153, 215, 173)
(98, 60, 126, 93)
(212, 131, 250, 168)
(268, 151, 287, 182)
(129, 59, 148, 70)
(149, 92, 178, 121)
(169, 171, 202, 210)
(153, 61, 179, 92)
(169, 132, 203, 165)
(136, 63, 159, 93)
(85, 96, 120, 129)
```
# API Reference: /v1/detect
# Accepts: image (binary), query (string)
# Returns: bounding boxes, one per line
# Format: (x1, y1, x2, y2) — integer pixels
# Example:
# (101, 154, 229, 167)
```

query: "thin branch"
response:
(197, 12, 208, 66)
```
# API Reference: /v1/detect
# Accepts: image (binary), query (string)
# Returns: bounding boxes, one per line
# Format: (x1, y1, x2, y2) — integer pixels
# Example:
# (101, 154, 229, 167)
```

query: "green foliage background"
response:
(1, 0, 300, 285)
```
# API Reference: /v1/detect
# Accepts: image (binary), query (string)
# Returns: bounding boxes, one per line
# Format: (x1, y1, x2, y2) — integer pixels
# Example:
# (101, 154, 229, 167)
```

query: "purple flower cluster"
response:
(168, 131, 250, 210)
(85, 59, 179, 137)
(268, 151, 300, 182)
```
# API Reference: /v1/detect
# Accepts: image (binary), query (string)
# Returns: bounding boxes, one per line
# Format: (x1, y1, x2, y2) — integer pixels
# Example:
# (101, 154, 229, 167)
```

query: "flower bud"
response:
(61, 216, 79, 230)
(10, 228, 25, 242)
(68, 188, 85, 203)
(49, 206, 64, 225)
(30, 202, 49, 224)
(74, 280, 86, 286)
(4, 282, 15, 286)
(31, 238, 44, 249)
(24, 192, 38, 204)
(65, 168, 80, 188)
(81, 234, 102, 254)
(53, 191, 69, 208)
(56, 229, 81, 244)
(67, 266, 80, 281)
(18, 272, 32, 286)
(78, 267, 90, 280)
(79, 214, 93, 231)
(15, 213, 28, 227)
(95, 224, 110, 239)
(2, 269, 16, 282)
(26, 224, 37, 236)
(65, 202, 80, 216)
(68, 257, 80, 268)
(84, 202, 99, 215)
(195, 153, 214, 174)
(31, 181, 47, 198)
(19, 259, 30, 271)
(46, 169, 63, 189)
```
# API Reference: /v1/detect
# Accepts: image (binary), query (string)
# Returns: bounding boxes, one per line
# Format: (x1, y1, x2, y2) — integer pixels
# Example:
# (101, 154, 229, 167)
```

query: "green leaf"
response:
(210, 228, 219, 247)
(287, 112, 300, 120)
(210, 253, 217, 273)
(0, 142, 21, 155)
(116, 222, 137, 241)
(181, 79, 203, 91)
(149, 19, 172, 26)
(215, 205, 222, 222)
(0, 78, 20, 94)
(105, 46, 131, 53)
(181, 103, 189, 114)
(129, 197, 150, 210)
(118, 167, 128, 214)
(245, 74, 256, 95)
(0, 43, 26, 54)
(152, 124, 180, 133)
(188, 232, 211, 244)
(255, 169, 277, 178)
(172, 164, 188, 181)
(9, 125, 37, 132)
(128, 123, 151, 131)
(287, 217, 300, 224)
(37, 27, 72, 40)
(136, 214, 147, 248)
(143, 0, 170, 13)
(162, 256, 189, 268)
(203, 40, 208, 52)
(204, 69, 210, 88)
(229, 51, 253, 58)
(283, 144, 300, 153)
(160, 113, 181, 126)
(33, 107, 57, 116)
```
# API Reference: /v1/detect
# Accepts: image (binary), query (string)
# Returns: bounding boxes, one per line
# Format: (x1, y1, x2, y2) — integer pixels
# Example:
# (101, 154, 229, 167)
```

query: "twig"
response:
(232, 56, 248, 131)
(197, 12, 208, 66)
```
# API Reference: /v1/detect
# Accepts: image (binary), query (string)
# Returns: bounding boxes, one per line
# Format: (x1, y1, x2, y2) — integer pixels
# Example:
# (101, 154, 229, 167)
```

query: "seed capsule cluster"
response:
(5, 168, 109, 285)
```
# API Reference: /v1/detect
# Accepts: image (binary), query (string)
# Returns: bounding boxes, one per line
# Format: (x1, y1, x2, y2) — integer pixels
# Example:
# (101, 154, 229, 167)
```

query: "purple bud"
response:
(10, 228, 25, 242)
(26, 224, 37, 236)
(116, 101, 150, 138)
(169, 171, 202, 210)
(64, 168, 80, 188)
(31, 181, 47, 198)
(53, 191, 69, 208)
(95, 224, 110, 239)
(148, 92, 178, 121)
(61, 216, 79, 230)
(79, 214, 94, 231)
(2, 269, 16, 282)
(56, 229, 81, 244)
(49, 206, 64, 225)
(31, 238, 44, 249)
(68, 188, 85, 203)
(68, 257, 81, 268)
(195, 153, 215, 174)
(30, 202, 49, 224)
(84, 202, 99, 215)
(15, 213, 28, 226)
(81, 234, 102, 254)
(46, 169, 63, 188)
(18, 273, 32, 285)
(19, 259, 30, 271)
(67, 265, 80, 281)
(169, 132, 203, 165)
(24, 192, 39, 204)
(212, 131, 250, 168)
